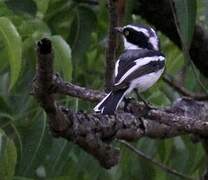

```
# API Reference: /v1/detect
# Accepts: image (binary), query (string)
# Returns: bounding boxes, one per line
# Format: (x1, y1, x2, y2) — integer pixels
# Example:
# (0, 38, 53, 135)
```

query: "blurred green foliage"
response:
(0, 0, 207, 179)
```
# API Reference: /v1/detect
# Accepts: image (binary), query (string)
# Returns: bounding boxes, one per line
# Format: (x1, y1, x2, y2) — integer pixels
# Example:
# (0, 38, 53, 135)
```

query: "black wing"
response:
(113, 49, 165, 90)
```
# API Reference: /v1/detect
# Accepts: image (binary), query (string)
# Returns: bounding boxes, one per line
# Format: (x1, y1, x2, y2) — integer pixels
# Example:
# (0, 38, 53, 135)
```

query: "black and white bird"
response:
(94, 24, 165, 114)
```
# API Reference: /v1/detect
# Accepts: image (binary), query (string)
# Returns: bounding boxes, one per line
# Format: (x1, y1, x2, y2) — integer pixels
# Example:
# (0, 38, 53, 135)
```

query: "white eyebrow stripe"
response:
(125, 25, 149, 36)
(150, 28, 157, 36)
(114, 56, 165, 86)
(149, 27, 159, 50)
(149, 37, 159, 51)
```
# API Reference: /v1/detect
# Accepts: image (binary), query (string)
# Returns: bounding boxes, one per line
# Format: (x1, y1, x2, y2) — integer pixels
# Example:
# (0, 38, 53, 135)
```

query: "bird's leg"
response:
(134, 89, 152, 110)
(123, 97, 134, 112)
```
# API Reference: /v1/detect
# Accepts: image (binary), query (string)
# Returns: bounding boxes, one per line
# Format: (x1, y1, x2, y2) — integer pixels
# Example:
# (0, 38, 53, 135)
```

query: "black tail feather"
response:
(94, 89, 127, 115)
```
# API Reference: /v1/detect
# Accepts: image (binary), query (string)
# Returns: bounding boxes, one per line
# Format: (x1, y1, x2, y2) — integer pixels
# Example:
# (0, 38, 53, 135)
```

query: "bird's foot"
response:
(141, 102, 157, 118)
(123, 97, 135, 112)
(133, 89, 154, 110)
(142, 100, 157, 111)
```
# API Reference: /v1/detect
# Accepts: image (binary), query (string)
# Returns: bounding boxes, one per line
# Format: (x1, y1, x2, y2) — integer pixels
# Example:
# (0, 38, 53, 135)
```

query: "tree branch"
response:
(52, 74, 105, 102)
(32, 38, 70, 134)
(32, 39, 208, 169)
(105, 0, 118, 92)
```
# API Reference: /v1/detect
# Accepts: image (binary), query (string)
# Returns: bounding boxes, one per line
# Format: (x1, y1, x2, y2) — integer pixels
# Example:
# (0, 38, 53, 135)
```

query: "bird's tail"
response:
(93, 89, 127, 115)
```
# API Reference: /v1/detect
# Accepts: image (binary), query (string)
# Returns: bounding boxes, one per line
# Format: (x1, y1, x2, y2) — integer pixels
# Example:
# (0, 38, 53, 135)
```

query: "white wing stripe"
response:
(114, 59, 120, 77)
(93, 92, 111, 112)
(114, 56, 165, 86)
(126, 25, 149, 36)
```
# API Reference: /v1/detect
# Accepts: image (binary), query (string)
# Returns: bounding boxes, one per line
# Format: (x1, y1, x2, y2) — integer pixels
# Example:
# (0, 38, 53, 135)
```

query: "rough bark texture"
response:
(134, 0, 208, 77)
(32, 38, 208, 169)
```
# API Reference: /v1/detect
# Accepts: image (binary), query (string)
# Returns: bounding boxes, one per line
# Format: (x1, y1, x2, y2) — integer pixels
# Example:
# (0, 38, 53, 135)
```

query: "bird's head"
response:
(115, 24, 160, 51)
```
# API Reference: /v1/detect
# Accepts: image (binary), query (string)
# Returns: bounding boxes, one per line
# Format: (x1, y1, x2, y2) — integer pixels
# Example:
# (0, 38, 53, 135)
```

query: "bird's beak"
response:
(114, 27, 123, 33)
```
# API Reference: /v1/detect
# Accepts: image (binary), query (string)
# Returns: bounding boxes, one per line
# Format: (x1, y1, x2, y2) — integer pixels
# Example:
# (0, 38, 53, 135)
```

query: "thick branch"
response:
(134, 0, 208, 77)
(33, 39, 208, 169)
(52, 75, 208, 137)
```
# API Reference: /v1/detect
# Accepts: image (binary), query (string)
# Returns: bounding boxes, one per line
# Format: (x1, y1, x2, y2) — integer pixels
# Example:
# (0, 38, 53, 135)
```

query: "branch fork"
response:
(32, 38, 208, 169)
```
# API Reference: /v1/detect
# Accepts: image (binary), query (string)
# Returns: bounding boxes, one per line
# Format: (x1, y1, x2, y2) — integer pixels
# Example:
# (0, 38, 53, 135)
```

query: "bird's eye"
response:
(124, 30, 129, 36)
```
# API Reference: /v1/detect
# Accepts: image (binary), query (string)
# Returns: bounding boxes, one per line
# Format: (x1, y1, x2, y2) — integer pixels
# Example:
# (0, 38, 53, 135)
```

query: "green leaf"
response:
(5, 0, 37, 17)
(19, 19, 51, 39)
(16, 112, 48, 176)
(46, 1, 74, 39)
(51, 35, 72, 81)
(0, 2, 13, 16)
(0, 17, 22, 89)
(68, 5, 97, 62)
(0, 129, 17, 180)
(173, 0, 197, 49)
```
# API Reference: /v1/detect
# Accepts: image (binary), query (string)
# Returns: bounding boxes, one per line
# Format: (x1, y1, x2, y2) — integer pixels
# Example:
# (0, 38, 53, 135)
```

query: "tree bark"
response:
(32, 38, 208, 169)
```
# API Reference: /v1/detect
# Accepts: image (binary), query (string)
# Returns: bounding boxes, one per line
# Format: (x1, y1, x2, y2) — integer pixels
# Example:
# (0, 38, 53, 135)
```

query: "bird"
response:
(94, 24, 165, 115)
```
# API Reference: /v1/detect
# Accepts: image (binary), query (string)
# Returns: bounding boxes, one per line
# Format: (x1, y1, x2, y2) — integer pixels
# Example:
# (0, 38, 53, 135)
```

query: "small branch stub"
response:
(33, 38, 70, 135)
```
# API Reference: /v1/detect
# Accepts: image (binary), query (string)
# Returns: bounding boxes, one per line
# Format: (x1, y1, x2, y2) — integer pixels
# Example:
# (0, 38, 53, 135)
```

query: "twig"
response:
(52, 73, 105, 102)
(119, 140, 195, 180)
(115, 0, 125, 26)
(105, 0, 118, 92)
(163, 75, 208, 100)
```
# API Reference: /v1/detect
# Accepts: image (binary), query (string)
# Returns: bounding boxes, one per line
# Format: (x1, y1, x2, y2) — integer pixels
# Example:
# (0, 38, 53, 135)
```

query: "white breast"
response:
(126, 67, 165, 94)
